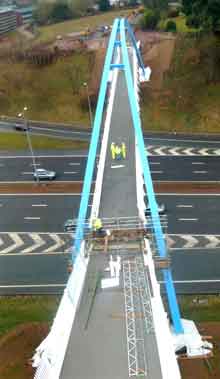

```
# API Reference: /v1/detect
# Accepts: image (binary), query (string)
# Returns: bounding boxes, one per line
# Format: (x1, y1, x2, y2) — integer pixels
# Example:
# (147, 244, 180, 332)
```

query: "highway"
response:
(0, 154, 220, 182)
(0, 193, 218, 234)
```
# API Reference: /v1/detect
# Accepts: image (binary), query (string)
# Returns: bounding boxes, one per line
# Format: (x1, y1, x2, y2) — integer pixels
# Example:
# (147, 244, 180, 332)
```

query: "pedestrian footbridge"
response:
(32, 18, 212, 379)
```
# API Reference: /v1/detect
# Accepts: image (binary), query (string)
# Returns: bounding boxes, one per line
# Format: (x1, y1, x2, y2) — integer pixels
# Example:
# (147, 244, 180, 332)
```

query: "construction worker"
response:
(115, 144, 122, 160)
(121, 142, 126, 159)
(93, 218, 106, 237)
(110, 142, 116, 160)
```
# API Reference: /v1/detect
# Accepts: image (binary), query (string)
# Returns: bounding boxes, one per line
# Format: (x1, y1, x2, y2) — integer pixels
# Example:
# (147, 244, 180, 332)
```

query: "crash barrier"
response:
(33, 243, 88, 379)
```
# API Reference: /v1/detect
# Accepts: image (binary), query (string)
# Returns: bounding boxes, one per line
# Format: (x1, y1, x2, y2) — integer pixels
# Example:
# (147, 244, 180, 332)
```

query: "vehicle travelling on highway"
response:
(34, 168, 56, 181)
(14, 123, 28, 131)
(64, 219, 76, 232)
(145, 203, 165, 216)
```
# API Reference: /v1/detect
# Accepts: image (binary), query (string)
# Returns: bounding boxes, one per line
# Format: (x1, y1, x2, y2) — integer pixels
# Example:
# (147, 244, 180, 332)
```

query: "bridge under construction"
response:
(33, 18, 213, 379)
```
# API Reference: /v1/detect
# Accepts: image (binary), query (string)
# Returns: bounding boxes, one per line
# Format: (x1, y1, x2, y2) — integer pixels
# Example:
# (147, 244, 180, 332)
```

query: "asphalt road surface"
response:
(1, 154, 220, 182)
(0, 193, 218, 234)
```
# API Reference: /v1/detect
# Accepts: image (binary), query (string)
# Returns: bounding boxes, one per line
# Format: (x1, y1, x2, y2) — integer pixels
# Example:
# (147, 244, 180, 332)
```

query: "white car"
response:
(34, 168, 56, 181)
(145, 203, 165, 216)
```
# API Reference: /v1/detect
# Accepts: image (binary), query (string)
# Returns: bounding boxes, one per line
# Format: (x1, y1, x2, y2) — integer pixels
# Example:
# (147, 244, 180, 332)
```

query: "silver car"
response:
(34, 168, 56, 181)
(145, 203, 165, 216)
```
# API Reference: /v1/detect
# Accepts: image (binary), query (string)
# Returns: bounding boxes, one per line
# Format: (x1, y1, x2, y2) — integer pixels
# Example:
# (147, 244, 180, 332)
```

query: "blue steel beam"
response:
(120, 18, 183, 334)
(73, 18, 120, 260)
(125, 18, 145, 78)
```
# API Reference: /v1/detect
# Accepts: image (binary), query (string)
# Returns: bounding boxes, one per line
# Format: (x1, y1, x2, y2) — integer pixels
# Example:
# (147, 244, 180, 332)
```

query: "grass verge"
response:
(179, 295, 220, 322)
(0, 132, 88, 150)
(0, 295, 60, 337)
(37, 8, 134, 43)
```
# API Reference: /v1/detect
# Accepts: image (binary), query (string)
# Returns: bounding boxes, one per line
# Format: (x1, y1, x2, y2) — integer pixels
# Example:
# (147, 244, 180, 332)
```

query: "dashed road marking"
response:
(178, 218, 198, 221)
(24, 217, 41, 220)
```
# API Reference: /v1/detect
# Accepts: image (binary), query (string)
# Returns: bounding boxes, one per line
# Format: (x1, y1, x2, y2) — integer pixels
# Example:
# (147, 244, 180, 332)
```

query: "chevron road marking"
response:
(146, 145, 220, 156)
(44, 234, 66, 253)
(180, 235, 199, 249)
(1, 233, 24, 254)
(22, 233, 46, 254)
(167, 234, 220, 250)
(205, 235, 220, 249)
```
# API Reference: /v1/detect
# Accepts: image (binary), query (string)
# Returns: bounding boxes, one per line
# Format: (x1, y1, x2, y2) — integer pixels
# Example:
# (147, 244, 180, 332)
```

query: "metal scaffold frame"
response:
(123, 259, 147, 377)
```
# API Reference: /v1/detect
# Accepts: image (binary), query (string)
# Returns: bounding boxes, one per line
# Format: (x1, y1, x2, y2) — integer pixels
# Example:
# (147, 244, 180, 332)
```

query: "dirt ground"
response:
(179, 322, 220, 378)
(0, 322, 220, 378)
(135, 30, 176, 93)
(0, 323, 49, 379)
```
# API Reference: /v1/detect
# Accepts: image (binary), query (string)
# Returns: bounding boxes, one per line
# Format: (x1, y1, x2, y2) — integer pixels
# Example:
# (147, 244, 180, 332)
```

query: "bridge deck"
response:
(60, 71, 163, 379)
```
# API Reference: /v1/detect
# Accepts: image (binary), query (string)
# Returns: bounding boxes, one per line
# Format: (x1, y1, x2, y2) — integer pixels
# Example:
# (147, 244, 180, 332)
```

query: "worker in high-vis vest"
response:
(93, 218, 103, 232)
(110, 142, 116, 160)
(121, 142, 126, 159)
(115, 144, 122, 160)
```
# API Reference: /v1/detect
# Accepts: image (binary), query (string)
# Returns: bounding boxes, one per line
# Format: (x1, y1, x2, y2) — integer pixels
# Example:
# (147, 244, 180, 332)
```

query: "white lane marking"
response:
(151, 170, 163, 174)
(193, 171, 207, 174)
(44, 234, 65, 253)
(0, 193, 86, 196)
(0, 284, 65, 288)
(63, 171, 77, 174)
(29, 163, 41, 166)
(159, 279, 220, 284)
(0, 233, 24, 254)
(176, 205, 193, 208)
(69, 162, 80, 166)
(150, 162, 160, 165)
(111, 165, 125, 168)
(0, 164, 5, 167)
(0, 181, 85, 184)
(144, 136, 220, 144)
(88, 204, 92, 207)
(22, 172, 33, 175)
(0, 155, 87, 159)
(24, 217, 41, 220)
(157, 193, 220, 196)
(192, 162, 205, 165)
(178, 218, 198, 221)
(32, 126, 91, 135)
(22, 233, 46, 254)
(32, 204, 48, 207)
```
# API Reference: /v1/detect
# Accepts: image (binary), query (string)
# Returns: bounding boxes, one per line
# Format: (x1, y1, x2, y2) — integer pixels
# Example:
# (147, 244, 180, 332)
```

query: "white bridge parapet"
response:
(32, 47, 121, 379)
(133, 40, 212, 377)
(33, 243, 88, 379)
(90, 47, 120, 221)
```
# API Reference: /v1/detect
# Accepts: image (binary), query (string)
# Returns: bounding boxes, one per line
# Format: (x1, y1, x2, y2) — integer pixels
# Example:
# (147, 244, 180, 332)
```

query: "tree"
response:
(50, 2, 73, 23)
(141, 0, 168, 10)
(68, 0, 93, 17)
(183, 0, 220, 33)
(99, 0, 110, 12)
(141, 8, 160, 30)
(165, 20, 177, 32)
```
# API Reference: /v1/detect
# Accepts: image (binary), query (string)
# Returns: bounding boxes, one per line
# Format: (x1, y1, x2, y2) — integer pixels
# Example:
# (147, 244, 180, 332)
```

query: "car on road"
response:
(64, 219, 76, 232)
(34, 168, 56, 181)
(14, 123, 28, 131)
(145, 203, 166, 216)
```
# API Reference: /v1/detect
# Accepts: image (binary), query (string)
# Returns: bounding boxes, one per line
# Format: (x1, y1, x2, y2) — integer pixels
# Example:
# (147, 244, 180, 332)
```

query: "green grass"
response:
(0, 296, 60, 337)
(0, 52, 93, 125)
(37, 8, 133, 43)
(0, 132, 88, 150)
(179, 295, 220, 322)
(159, 15, 199, 33)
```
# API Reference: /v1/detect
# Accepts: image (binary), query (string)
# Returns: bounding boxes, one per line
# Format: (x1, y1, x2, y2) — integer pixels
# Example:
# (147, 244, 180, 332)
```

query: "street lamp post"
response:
(83, 82, 93, 128)
(18, 107, 39, 183)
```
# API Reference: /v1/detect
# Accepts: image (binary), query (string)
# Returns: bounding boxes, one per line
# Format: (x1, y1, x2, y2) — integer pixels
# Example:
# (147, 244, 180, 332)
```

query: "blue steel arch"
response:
(73, 17, 183, 334)
(120, 18, 183, 334)
(73, 18, 120, 259)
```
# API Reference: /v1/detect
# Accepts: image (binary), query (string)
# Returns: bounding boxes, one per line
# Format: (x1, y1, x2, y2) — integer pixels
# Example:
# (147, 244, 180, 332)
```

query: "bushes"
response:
(141, 8, 160, 30)
(165, 20, 177, 32)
